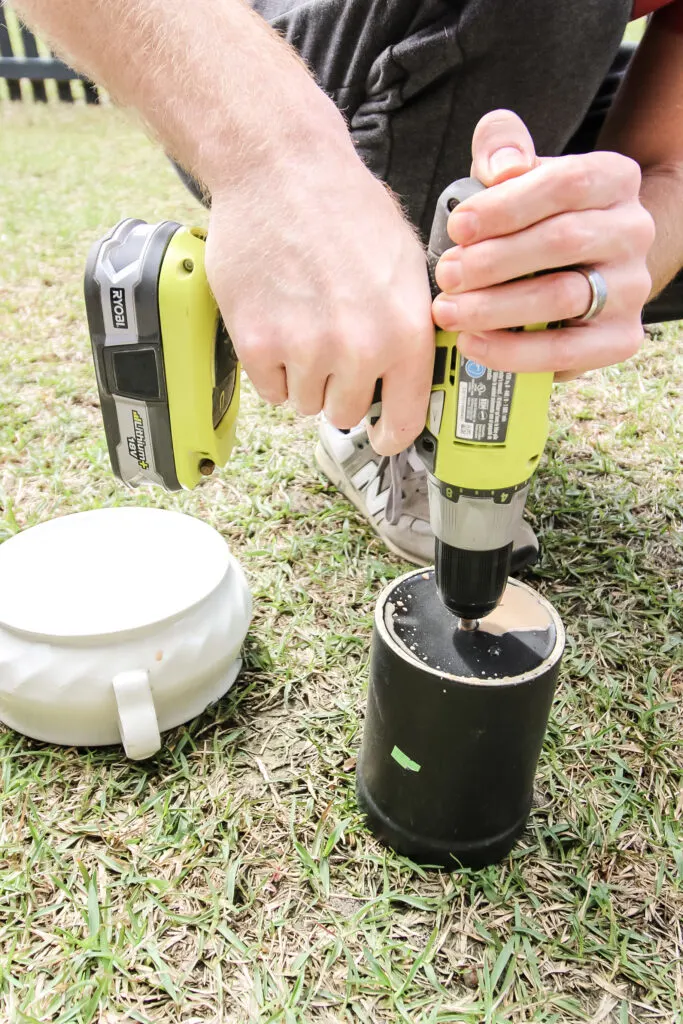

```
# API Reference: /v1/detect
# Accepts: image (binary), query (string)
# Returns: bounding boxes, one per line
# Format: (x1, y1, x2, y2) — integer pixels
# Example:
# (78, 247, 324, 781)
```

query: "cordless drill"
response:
(84, 180, 553, 626)
(413, 178, 554, 626)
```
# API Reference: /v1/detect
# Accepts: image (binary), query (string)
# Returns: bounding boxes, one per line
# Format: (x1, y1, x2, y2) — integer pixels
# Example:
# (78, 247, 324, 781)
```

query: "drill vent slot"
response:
(449, 346, 458, 385)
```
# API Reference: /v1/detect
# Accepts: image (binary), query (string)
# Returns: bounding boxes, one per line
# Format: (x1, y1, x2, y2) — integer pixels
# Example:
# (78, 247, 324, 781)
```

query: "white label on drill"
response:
(455, 356, 515, 443)
(456, 384, 473, 439)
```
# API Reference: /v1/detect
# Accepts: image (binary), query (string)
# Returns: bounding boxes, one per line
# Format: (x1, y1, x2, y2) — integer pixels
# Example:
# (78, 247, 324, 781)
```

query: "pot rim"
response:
(375, 568, 565, 688)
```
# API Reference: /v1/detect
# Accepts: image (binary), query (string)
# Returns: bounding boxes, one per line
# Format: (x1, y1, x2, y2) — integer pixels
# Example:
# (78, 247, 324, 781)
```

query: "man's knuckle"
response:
(596, 151, 641, 197)
(609, 206, 654, 262)
(617, 266, 652, 311)
(617, 154, 643, 194)
(384, 319, 430, 361)
(560, 160, 593, 204)
(636, 268, 653, 305)
(237, 328, 274, 362)
(636, 206, 656, 249)
(552, 215, 591, 259)
(396, 313, 426, 344)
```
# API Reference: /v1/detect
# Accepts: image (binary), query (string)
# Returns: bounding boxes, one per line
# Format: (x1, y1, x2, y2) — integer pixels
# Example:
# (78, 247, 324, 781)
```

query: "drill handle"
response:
(369, 177, 486, 422)
(427, 177, 486, 298)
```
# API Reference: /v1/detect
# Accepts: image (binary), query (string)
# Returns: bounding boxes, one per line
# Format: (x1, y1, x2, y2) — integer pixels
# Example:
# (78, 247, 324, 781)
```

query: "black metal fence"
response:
(0, 5, 99, 103)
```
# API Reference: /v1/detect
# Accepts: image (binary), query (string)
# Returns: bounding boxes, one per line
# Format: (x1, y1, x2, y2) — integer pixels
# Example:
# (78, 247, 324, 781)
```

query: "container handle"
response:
(112, 669, 161, 760)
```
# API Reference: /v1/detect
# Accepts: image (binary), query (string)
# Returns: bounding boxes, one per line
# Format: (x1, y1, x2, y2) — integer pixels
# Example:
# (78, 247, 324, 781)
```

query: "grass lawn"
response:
(0, 102, 681, 1024)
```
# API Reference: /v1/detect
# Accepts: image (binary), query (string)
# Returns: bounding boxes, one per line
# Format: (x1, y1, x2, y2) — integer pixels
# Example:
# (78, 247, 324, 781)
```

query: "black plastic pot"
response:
(357, 569, 565, 869)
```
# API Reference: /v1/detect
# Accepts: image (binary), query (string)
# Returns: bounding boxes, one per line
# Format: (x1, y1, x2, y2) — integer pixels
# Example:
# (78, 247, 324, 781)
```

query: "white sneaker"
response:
(315, 418, 433, 565)
(315, 418, 540, 570)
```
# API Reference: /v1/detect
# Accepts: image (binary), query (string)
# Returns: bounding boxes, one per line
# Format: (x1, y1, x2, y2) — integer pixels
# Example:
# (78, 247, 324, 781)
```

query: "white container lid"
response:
(0, 506, 232, 639)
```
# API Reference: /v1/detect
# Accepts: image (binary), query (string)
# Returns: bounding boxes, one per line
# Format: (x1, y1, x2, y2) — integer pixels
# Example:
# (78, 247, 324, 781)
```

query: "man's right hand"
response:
(205, 146, 434, 457)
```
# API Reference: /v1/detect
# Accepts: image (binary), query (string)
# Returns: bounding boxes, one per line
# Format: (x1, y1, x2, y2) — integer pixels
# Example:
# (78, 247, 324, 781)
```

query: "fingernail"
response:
(436, 256, 462, 292)
(433, 296, 459, 329)
(448, 211, 478, 245)
(488, 146, 528, 179)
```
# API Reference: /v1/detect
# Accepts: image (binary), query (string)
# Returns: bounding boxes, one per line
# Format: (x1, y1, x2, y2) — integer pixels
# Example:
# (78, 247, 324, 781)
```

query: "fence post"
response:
(56, 79, 74, 103)
(19, 25, 47, 102)
(83, 79, 99, 105)
(0, 6, 22, 101)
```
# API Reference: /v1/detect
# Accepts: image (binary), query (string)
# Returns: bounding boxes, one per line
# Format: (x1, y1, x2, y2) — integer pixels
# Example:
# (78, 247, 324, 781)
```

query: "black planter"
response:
(357, 569, 565, 869)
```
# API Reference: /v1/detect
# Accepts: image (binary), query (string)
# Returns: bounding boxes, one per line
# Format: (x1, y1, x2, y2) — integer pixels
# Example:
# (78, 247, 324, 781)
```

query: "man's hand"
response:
(432, 110, 655, 380)
(206, 156, 434, 456)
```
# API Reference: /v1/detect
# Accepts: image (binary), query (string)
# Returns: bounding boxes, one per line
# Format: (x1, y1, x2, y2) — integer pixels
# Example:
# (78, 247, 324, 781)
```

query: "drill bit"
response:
(458, 617, 480, 632)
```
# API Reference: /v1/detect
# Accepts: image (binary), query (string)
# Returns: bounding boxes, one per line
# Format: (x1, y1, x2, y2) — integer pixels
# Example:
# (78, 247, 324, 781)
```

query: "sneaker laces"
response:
(382, 449, 412, 526)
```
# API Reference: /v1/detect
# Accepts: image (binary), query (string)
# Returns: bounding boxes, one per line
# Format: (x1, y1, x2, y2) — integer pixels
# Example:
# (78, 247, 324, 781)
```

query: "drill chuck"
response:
(434, 538, 513, 621)
(427, 478, 529, 619)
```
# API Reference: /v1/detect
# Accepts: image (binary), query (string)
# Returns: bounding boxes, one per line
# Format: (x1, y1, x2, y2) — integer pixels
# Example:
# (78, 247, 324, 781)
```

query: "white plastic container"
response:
(0, 507, 252, 759)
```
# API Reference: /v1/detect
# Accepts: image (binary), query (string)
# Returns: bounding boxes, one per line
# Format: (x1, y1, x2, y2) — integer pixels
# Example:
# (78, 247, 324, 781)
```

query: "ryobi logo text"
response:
(110, 287, 129, 330)
(127, 409, 150, 470)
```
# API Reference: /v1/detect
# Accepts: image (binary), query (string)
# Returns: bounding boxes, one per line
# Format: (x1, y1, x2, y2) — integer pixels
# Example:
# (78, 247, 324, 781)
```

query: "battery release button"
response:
(113, 348, 160, 401)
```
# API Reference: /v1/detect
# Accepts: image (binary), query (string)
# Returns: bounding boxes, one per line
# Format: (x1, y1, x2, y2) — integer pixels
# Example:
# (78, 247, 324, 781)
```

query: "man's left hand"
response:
(432, 110, 655, 381)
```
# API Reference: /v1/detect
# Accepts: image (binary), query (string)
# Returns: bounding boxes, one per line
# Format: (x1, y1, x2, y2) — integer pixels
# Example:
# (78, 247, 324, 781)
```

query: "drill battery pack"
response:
(84, 219, 239, 491)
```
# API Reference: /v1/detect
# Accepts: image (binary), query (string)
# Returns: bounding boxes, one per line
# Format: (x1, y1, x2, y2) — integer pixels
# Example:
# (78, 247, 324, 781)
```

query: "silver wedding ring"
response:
(572, 267, 608, 322)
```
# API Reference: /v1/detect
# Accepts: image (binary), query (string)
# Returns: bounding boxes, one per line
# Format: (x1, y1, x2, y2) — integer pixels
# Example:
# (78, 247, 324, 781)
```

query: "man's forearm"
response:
(12, 0, 349, 192)
(638, 166, 683, 297)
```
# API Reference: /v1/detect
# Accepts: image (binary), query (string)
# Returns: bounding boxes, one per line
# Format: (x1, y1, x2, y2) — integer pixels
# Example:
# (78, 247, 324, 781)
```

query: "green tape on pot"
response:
(391, 745, 421, 772)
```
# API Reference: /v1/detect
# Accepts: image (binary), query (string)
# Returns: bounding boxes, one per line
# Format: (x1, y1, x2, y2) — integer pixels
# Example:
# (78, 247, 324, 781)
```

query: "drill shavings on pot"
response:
(385, 570, 558, 683)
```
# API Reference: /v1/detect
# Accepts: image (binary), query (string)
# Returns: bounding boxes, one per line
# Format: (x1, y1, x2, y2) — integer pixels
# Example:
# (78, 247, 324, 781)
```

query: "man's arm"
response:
(13, 0, 340, 198)
(12, 0, 435, 455)
(599, 16, 683, 298)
